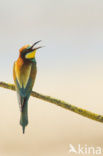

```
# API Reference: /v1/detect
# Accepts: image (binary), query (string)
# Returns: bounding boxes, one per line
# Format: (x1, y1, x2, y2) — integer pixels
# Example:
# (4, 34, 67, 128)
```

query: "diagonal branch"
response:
(0, 81, 103, 123)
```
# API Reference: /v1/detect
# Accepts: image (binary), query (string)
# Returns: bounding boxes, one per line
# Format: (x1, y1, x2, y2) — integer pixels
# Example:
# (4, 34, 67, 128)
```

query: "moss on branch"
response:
(0, 81, 103, 123)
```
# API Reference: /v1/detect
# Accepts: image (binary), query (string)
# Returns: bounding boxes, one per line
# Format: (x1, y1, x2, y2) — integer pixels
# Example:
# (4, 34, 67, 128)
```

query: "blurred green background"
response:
(0, 0, 103, 155)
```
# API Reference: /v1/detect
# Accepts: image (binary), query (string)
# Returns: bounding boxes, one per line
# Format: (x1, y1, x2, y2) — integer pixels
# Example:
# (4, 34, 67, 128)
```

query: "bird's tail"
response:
(20, 101, 28, 134)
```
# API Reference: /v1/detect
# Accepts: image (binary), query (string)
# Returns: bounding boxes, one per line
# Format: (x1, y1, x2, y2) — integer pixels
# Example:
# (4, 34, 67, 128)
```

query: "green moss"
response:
(0, 81, 103, 123)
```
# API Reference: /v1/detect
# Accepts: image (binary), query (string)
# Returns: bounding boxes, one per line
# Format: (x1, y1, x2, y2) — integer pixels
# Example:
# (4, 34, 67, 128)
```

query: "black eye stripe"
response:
(22, 48, 33, 54)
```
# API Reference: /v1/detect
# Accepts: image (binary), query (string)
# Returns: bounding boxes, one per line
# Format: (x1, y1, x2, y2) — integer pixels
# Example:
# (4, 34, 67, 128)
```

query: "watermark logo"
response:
(69, 144, 102, 155)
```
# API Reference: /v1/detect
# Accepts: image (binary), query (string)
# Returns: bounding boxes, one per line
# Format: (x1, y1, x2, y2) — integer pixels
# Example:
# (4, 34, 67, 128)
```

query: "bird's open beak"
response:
(30, 40, 42, 51)
(25, 41, 43, 59)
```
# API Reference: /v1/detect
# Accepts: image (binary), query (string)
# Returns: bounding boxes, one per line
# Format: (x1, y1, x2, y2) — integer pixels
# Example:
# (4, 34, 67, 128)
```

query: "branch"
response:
(0, 81, 103, 123)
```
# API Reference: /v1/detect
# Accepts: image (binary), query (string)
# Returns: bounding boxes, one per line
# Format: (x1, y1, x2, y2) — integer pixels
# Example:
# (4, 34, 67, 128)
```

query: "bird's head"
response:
(19, 41, 42, 60)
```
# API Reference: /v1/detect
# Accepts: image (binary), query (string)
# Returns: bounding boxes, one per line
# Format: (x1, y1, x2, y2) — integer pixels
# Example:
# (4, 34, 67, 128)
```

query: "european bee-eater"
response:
(13, 41, 41, 133)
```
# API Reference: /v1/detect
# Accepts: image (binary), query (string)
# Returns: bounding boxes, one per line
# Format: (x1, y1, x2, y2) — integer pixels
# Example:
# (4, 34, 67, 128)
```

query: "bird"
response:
(13, 41, 42, 133)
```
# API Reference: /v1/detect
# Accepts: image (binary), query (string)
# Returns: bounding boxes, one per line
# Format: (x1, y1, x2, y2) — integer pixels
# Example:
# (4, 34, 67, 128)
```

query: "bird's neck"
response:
(18, 56, 36, 63)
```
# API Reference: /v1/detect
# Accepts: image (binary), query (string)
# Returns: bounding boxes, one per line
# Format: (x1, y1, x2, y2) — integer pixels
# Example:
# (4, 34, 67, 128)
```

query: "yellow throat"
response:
(25, 50, 36, 59)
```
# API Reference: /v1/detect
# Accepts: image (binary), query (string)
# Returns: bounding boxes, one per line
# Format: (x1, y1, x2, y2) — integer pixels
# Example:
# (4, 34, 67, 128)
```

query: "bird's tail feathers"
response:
(20, 99, 28, 134)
